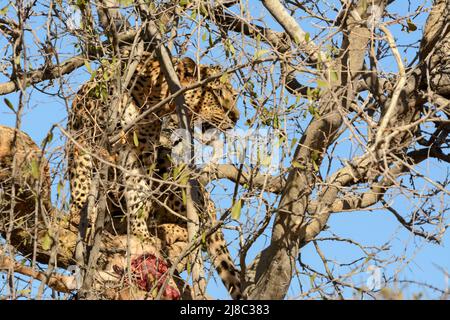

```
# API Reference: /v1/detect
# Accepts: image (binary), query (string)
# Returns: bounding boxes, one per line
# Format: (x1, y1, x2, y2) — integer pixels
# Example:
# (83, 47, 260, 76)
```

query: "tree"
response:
(0, 0, 449, 300)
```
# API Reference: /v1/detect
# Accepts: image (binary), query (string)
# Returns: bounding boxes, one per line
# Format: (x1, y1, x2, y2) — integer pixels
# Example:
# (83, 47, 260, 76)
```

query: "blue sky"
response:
(1, 0, 448, 299)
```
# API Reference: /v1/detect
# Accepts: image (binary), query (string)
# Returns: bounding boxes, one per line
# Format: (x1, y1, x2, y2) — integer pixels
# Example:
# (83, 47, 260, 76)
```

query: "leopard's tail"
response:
(203, 195, 242, 300)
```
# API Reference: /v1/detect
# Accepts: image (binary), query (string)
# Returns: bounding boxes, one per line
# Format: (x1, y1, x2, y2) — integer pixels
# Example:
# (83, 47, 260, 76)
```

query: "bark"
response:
(246, 0, 450, 299)
(246, 0, 388, 299)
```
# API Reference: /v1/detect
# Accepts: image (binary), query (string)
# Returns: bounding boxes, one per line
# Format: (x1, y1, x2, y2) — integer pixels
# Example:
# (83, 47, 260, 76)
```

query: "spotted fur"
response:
(67, 51, 241, 298)
(149, 115, 242, 299)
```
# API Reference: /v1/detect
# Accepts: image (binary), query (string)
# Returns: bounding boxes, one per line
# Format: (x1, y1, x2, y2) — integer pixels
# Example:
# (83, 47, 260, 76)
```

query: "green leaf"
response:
(201, 232, 206, 245)
(292, 161, 305, 170)
(224, 39, 235, 58)
(4, 98, 15, 112)
(220, 72, 229, 84)
(316, 79, 328, 88)
(173, 165, 181, 179)
(46, 131, 53, 143)
(76, 0, 87, 8)
(57, 181, 64, 199)
(330, 70, 339, 83)
(308, 104, 316, 116)
(199, 3, 208, 16)
(186, 260, 191, 275)
(133, 131, 139, 147)
(406, 18, 417, 32)
(148, 163, 156, 175)
(208, 32, 213, 47)
(287, 104, 296, 112)
(17, 289, 31, 296)
(89, 70, 97, 81)
(306, 87, 318, 102)
(202, 32, 207, 42)
(312, 159, 319, 172)
(180, 0, 190, 7)
(229, 43, 236, 57)
(254, 49, 269, 60)
(0, 4, 9, 15)
(179, 173, 189, 186)
(309, 274, 317, 287)
(30, 159, 39, 179)
(290, 138, 298, 151)
(305, 32, 310, 42)
(41, 232, 53, 251)
(41, 131, 53, 148)
(158, 21, 166, 34)
(84, 60, 92, 74)
(311, 150, 319, 162)
(118, 0, 133, 5)
(231, 199, 242, 220)
(360, 0, 368, 12)
(273, 114, 280, 129)
(256, 33, 261, 47)
(147, 2, 156, 12)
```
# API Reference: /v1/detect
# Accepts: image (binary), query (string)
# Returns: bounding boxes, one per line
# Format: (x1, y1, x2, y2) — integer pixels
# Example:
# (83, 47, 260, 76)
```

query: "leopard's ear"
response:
(179, 57, 198, 78)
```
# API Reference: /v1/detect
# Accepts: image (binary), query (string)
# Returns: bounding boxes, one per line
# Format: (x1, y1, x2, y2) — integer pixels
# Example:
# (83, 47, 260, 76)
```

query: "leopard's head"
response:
(177, 58, 239, 132)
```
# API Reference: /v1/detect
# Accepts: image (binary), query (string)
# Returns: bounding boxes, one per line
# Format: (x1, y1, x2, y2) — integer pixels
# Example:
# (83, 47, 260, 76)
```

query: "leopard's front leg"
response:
(68, 144, 94, 228)
(118, 146, 155, 243)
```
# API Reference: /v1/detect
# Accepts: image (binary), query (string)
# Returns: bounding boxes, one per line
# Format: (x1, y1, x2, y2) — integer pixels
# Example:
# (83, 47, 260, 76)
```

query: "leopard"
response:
(66, 50, 241, 298)
(147, 114, 242, 299)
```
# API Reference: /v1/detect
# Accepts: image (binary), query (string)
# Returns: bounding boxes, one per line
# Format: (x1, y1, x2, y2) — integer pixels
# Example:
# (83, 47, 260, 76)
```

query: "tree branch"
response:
(0, 29, 140, 96)
(199, 164, 285, 193)
(246, 0, 385, 299)
(0, 248, 77, 293)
